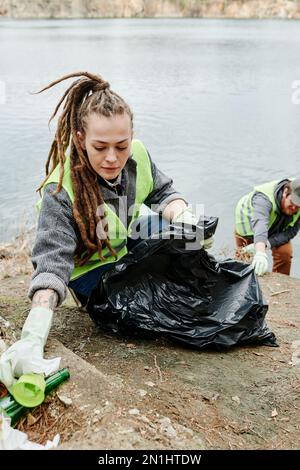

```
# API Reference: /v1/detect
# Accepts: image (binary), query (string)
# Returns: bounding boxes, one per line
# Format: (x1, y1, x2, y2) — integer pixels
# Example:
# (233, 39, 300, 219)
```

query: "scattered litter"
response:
(232, 396, 241, 405)
(144, 366, 150, 371)
(253, 352, 264, 356)
(271, 409, 278, 418)
(119, 427, 135, 434)
(290, 340, 300, 366)
(57, 394, 73, 407)
(145, 381, 155, 387)
(159, 417, 177, 439)
(79, 404, 90, 410)
(128, 408, 140, 416)
(138, 389, 147, 397)
(211, 393, 220, 401)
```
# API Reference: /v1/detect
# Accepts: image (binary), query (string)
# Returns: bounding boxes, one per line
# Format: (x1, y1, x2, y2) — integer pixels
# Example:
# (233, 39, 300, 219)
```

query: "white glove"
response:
(242, 241, 271, 255)
(241, 243, 256, 255)
(0, 307, 60, 389)
(251, 251, 269, 276)
(172, 207, 214, 250)
(172, 209, 214, 250)
(172, 207, 198, 226)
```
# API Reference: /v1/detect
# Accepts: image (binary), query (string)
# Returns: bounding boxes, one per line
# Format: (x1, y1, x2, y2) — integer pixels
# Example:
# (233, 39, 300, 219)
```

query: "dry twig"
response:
(270, 289, 290, 297)
(152, 354, 164, 383)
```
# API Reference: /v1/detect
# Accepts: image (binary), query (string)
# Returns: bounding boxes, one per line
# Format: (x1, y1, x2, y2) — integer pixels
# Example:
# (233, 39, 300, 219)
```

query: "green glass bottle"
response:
(0, 368, 70, 426)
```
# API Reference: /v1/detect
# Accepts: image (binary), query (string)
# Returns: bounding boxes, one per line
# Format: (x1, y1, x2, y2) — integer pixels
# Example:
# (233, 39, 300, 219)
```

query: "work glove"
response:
(251, 251, 269, 276)
(242, 241, 271, 255)
(0, 307, 60, 390)
(172, 208, 214, 250)
(241, 243, 256, 255)
(172, 207, 198, 226)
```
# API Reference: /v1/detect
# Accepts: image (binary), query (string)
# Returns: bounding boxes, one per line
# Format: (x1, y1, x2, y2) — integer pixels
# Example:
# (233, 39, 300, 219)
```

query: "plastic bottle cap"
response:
(11, 373, 46, 408)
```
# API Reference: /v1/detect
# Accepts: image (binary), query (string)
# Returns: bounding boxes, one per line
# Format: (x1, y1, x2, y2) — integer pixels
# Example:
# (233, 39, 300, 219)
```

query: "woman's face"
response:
(77, 112, 133, 180)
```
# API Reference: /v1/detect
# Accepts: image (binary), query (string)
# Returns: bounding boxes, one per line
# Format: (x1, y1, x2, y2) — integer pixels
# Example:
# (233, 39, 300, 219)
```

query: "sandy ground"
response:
(0, 266, 300, 450)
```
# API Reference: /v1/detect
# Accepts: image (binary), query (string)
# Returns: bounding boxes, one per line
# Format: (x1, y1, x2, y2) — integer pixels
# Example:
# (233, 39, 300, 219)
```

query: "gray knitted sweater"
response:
(27, 152, 186, 307)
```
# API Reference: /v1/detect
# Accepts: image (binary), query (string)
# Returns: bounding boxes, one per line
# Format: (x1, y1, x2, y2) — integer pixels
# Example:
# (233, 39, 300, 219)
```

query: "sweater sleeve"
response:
(143, 151, 188, 213)
(27, 183, 78, 307)
(251, 192, 273, 245)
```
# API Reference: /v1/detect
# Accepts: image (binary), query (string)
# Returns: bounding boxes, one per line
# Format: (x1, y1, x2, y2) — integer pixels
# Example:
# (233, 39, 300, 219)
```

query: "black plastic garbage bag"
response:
(87, 217, 277, 350)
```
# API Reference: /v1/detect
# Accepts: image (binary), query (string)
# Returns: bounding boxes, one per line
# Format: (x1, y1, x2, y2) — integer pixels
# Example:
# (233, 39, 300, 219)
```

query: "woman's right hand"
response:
(0, 304, 60, 389)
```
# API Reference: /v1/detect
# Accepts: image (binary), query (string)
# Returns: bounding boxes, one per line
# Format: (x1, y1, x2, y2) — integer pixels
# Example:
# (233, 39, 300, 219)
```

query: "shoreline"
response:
(1, 16, 300, 21)
(1, 1, 300, 20)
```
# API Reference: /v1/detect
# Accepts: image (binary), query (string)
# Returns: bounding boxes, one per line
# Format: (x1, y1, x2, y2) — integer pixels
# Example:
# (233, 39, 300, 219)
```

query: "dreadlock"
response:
(35, 72, 133, 266)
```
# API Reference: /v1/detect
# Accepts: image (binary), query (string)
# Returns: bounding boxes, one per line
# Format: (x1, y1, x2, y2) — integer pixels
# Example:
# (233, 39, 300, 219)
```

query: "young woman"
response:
(0, 71, 210, 388)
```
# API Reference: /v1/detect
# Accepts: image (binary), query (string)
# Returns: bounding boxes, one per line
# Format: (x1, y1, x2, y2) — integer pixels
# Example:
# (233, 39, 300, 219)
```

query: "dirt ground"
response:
(0, 269, 300, 450)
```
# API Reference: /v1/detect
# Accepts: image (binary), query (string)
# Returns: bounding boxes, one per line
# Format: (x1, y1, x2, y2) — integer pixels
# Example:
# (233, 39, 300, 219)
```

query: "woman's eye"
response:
(93, 146, 127, 151)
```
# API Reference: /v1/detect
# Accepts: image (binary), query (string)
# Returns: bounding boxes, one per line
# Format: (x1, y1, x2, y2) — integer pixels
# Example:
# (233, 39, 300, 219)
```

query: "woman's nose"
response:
(105, 148, 117, 162)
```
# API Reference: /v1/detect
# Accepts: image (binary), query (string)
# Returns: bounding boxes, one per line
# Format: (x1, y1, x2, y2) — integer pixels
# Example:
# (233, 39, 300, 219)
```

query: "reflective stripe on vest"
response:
(235, 179, 300, 237)
(36, 139, 154, 281)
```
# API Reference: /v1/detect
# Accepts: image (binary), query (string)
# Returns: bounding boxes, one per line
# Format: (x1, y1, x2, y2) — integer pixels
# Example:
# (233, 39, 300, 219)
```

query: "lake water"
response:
(0, 18, 300, 276)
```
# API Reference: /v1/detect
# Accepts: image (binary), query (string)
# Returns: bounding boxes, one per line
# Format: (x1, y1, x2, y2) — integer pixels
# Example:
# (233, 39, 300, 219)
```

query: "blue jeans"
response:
(68, 214, 169, 300)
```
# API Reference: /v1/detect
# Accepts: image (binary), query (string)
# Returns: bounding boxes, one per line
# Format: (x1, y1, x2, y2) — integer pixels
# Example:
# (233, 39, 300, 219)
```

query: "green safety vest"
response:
(36, 139, 154, 281)
(235, 179, 300, 237)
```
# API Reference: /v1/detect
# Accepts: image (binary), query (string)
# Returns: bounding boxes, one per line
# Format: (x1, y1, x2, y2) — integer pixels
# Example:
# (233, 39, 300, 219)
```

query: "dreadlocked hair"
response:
(35, 71, 133, 266)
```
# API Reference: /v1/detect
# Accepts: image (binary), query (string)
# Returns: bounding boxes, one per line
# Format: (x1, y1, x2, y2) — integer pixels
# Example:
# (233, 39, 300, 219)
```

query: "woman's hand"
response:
(163, 199, 189, 223)
(167, 203, 214, 250)
(0, 290, 60, 389)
